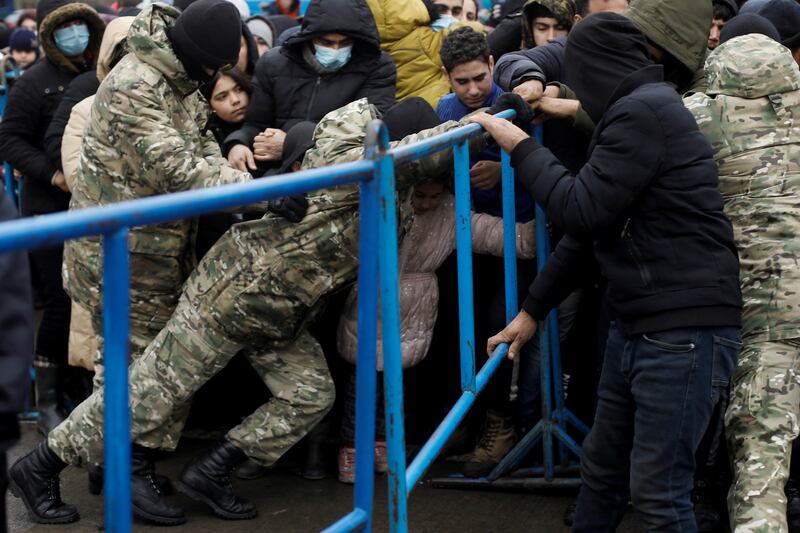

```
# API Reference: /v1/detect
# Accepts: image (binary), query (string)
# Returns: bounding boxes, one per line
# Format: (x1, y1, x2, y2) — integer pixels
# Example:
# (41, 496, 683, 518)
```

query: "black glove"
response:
(488, 93, 535, 130)
(267, 194, 308, 223)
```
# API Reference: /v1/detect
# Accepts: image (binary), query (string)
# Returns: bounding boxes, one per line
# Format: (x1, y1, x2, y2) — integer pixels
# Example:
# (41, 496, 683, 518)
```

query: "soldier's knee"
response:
(315, 373, 336, 416)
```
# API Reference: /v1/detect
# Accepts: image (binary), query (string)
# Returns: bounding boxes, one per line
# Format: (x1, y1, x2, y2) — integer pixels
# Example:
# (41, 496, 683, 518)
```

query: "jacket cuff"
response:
(510, 137, 542, 169)
(522, 294, 549, 321)
(513, 72, 545, 89)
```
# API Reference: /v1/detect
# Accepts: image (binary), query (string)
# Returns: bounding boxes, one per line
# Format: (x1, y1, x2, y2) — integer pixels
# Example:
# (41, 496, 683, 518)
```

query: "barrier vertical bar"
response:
(501, 149, 518, 323)
(350, 122, 384, 532)
(454, 141, 476, 393)
(103, 228, 131, 533)
(376, 124, 408, 533)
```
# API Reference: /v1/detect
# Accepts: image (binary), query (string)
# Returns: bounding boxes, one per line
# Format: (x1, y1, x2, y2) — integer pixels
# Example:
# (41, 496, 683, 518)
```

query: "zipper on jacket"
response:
(306, 76, 322, 121)
(622, 218, 654, 290)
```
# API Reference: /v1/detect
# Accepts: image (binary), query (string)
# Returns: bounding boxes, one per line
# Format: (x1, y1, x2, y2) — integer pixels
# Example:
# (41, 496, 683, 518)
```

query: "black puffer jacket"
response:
(225, 0, 397, 151)
(0, 1, 104, 215)
(514, 65, 742, 335)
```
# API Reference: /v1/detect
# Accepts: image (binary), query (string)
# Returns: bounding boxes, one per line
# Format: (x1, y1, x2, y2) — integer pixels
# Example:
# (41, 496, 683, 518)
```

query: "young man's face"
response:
(707, 18, 725, 49)
(412, 181, 446, 214)
(434, 0, 464, 19)
(446, 57, 494, 109)
(531, 17, 568, 46)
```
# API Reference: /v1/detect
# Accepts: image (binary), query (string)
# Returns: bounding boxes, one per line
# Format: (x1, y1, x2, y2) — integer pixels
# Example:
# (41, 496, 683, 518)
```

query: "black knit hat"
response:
(382, 97, 441, 142)
(171, 0, 241, 70)
(740, 0, 800, 49)
(720, 13, 781, 45)
(278, 121, 317, 174)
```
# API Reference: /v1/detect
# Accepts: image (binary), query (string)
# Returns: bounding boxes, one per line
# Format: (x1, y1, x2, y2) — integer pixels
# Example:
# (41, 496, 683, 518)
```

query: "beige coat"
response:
(62, 17, 134, 190)
(65, 17, 134, 369)
(337, 193, 535, 370)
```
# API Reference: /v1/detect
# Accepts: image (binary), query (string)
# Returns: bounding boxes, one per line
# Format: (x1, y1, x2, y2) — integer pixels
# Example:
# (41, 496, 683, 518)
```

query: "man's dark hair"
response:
(713, 2, 735, 21)
(575, 0, 590, 16)
(440, 27, 491, 73)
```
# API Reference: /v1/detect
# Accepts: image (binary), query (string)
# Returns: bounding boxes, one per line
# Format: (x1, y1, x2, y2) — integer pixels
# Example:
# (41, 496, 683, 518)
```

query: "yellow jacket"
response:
(366, 0, 483, 107)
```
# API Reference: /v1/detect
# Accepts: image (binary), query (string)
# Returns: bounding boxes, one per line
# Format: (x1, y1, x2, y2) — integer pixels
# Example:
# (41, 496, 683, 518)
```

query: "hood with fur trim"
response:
(39, 2, 105, 74)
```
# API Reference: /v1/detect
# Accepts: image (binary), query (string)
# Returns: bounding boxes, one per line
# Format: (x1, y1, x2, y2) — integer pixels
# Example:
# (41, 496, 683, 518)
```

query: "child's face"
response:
(412, 181, 445, 214)
(11, 49, 36, 69)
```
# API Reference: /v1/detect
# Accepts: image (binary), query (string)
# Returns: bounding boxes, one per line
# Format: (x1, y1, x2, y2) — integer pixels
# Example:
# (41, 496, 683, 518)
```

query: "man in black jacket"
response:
(226, 0, 397, 173)
(472, 13, 741, 531)
(0, 0, 104, 436)
(0, 184, 34, 533)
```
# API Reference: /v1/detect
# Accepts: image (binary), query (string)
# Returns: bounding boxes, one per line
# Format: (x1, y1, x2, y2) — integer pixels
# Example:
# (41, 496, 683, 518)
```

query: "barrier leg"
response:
(375, 128, 408, 533)
(103, 228, 131, 533)
(454, 141, 476, 394)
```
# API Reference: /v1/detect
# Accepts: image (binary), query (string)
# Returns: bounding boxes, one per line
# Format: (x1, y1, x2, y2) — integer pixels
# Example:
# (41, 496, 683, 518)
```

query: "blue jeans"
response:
(572, 323, 740, 532)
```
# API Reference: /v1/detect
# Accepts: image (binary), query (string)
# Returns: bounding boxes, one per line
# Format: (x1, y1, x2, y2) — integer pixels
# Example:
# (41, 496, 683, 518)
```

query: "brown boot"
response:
(462, 410, 515, 478)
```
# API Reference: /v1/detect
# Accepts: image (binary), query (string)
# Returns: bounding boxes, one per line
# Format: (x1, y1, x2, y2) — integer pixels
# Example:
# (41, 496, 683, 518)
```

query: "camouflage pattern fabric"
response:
(62, 3, 252, 346)
(48, 98, 471, 467)
(684, 35, 800, 532)
(725, 340, 800, 533)
(684, 35, 800, 344)
(54, 4, 253, 454)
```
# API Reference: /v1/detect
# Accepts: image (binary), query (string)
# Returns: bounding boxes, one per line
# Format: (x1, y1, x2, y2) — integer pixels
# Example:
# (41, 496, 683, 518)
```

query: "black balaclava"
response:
(564, 12, 652, 124)
(720, 13, 781, 45)
(278, 121, 317, 174)
(167, 0, 241, 83)
(382, 97, 441, 142)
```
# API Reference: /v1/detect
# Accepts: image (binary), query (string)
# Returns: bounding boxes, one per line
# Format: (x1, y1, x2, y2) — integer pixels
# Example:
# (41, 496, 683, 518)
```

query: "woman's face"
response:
(19, 17, 37, 32)
(210, 73, 249, 123)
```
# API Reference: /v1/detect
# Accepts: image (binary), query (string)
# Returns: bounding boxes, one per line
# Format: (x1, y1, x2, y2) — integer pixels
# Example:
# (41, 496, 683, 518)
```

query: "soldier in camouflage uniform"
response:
(12, 97, 480, 523)
(685, 34, 800, 533)
(61, 0, 252, 457)
(8, 0, 251, 526)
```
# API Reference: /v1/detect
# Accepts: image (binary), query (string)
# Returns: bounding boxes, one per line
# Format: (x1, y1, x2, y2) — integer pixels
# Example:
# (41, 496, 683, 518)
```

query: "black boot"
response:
(35, 364, 66, 436)
(8, 441, 78, 524)
(131, 445, 186, 526)
(177, 440, 257, 520)
(787, 478, 800, 533)
(302, 424, 327, 480)
(89, 465, 173, 496)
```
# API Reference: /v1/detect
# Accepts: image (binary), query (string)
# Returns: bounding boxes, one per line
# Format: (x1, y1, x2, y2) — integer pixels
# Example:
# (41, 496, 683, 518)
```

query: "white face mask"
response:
(431, 14, 459, 32)
(314, 43, 353, 70)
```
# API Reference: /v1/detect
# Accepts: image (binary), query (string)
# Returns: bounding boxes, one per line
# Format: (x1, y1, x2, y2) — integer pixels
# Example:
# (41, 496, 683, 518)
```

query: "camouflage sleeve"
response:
(392, 119, 488, 189)
(114, 87, 252, 193)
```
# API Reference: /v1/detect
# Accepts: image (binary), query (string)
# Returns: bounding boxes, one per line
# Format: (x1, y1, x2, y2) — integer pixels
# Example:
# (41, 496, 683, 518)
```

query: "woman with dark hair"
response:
(196, 67, 253, 258)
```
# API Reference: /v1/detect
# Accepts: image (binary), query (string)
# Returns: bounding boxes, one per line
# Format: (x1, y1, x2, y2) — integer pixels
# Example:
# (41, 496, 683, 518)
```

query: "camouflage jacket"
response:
(685, 34, 800, 342)
(64, 4, 252, 318)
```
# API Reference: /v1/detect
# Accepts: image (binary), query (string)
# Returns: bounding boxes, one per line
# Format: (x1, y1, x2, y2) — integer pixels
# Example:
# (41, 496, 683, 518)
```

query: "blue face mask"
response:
(314, 44, 352, 71)
(53, 23, 90, 57)
(431, 14, 459, 32)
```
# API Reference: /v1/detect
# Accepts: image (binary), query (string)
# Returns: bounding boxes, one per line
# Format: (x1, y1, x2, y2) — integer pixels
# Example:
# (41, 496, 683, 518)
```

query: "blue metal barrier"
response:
(0, 109, 533, 533)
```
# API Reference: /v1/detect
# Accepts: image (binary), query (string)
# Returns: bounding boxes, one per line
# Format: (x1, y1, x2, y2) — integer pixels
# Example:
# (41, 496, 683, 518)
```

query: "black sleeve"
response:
(510, 98, 665, 240)
(0, 76, 57, 185)
(522, 234, 590, 320)
(224, 53, 276, 153)
(0, 189, 33, 422)
(43, 72, 100, 171)
(354, 52, 397, 114)
(493, 39, 566, 91)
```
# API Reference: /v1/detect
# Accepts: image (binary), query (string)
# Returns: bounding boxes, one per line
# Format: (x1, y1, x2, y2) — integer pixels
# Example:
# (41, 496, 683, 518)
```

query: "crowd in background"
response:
(0, 0, 798, 531)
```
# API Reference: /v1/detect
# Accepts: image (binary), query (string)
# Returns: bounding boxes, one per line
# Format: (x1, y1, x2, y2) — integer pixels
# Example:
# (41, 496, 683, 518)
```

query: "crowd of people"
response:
(0, 0, 798, 531)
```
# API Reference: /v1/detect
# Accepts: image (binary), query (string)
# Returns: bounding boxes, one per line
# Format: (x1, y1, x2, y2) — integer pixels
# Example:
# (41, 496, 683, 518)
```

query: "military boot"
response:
(462, 410, 515, 478)
(8, 441, 78, 524)
(787, 478, 800, 533)
(89, 465, 173, 496)
(131, 445, 186, 526)
(177, 440, 257, 520)
(34, 364, 67, 436)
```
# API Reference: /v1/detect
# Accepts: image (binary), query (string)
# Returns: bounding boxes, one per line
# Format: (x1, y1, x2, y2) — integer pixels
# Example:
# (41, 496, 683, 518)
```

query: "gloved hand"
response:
(487, 93, 536, 130)
(267, 194, 308, 223)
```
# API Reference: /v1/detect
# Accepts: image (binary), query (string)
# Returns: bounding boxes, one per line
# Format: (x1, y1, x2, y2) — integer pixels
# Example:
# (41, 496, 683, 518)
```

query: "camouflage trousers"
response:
(49, 293, 335, 468)
(726, 339, 800, 532)
(65, 295, 189, 453)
